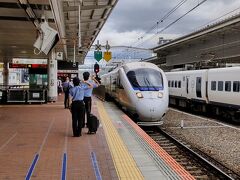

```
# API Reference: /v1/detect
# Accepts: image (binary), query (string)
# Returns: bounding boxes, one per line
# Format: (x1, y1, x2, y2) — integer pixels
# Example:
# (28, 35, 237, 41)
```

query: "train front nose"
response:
(135, 98, 168, 122)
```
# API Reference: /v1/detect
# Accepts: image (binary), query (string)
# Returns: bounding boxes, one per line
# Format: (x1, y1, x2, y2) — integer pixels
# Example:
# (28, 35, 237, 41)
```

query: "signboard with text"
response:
(94, 51, 102, 62)
(57, 61, 78, 70)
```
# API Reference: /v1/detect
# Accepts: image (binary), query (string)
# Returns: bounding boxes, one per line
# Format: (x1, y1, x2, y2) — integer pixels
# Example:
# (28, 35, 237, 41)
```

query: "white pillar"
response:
(48, 50, 58, 102)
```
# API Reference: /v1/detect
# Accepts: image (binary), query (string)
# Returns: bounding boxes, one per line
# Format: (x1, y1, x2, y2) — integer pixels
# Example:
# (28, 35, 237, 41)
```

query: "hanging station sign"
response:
(94, 51, 102, 62)
(103, 51, 112, 62)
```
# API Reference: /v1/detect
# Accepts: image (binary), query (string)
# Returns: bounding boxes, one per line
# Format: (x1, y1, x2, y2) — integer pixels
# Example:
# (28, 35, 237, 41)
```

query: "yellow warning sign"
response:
(103, 51, 112, 62)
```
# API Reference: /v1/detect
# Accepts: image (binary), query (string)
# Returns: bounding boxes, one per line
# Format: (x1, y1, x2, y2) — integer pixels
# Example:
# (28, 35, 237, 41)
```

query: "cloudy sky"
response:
(95, 0, 240, 49)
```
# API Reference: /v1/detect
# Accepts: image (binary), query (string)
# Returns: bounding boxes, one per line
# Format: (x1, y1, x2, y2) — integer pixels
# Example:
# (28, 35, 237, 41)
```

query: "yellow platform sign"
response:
(103, 51, 112, 62)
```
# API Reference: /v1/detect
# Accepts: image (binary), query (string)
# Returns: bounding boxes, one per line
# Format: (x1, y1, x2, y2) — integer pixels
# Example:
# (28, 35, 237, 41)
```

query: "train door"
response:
(186, 76, 189, 94)
(109, 76, 112, 93)
(110, 74, 117, 98)
(196, 77, 202, 98)
(206, 81, 209, 102)
(116, 74, 125, 103)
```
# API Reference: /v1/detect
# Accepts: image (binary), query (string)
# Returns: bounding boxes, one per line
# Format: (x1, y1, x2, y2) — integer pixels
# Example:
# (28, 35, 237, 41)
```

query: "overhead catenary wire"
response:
(135, 0, 208, 48)
(130, 0, 189, 47)
(107, 5, 240, 62)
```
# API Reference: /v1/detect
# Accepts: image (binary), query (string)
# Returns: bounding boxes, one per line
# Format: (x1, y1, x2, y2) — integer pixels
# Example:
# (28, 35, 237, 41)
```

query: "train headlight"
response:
(158, 92, 163, 98)
(136, 92, 143, 98)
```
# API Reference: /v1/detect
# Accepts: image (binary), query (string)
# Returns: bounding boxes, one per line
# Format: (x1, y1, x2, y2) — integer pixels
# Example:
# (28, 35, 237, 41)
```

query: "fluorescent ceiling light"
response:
(26, 7, 35, 18)
(19, 0, 27, 4)
(21, 50, 27, 54)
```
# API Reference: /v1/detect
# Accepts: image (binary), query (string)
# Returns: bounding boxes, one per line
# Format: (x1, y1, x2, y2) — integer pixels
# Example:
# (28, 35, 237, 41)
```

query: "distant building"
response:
(158, 37, 171, 45)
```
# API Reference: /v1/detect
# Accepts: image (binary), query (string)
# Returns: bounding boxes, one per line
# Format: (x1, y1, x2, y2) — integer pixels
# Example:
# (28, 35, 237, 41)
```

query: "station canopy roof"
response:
(152, 13, 240, 65)
(0, 0, 118, 64)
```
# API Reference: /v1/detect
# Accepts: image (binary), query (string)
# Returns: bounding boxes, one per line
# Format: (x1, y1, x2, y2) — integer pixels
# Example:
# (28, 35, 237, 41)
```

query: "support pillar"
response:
(48, 50, 58, 102)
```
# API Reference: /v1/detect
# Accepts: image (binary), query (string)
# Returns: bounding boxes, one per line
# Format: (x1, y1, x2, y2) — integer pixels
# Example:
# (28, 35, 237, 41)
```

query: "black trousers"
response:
(58, 86, 62, 94)
(71, 100, 85, 136)
(83, 96, 92, 126)
(64, 92, 69, 108)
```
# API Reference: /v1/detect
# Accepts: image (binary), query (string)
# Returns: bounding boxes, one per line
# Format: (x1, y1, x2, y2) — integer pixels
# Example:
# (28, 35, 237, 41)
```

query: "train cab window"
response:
(175, 81, 177, 88)
(126, 68, 163, 91)
(171, 81, 174, 87)
(225, 81, 231, 92)
(211, 81, 216, 91)
(233, 81, 240, 92)
(178, 81, 181, 88)
(218, 81, 223, 91)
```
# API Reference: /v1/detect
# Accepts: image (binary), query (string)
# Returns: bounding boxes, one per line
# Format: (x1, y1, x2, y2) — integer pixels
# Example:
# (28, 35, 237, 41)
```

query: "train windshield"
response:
(127, 68, 163, 91)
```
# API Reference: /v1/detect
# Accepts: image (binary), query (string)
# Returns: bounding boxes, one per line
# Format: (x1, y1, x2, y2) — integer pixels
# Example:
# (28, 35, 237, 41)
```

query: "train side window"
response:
(211, 81, 216, 91)
(196, 77, 202, 98)
(171, 81, 174, 88)
(233, 81, 240, 92)
(225, 81, 231, 92)
(178, 81, 181, 88)
(218, 81, 223, 91)
(175, 81, 177, 88)
(168, 81, 170, 87)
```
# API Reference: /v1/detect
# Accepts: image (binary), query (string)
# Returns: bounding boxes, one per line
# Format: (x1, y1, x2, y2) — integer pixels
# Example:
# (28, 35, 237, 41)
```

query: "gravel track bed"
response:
(161, 109, 240, 175)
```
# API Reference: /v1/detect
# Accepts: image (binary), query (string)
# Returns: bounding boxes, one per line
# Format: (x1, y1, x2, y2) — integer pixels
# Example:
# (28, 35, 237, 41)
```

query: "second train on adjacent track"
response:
(166, 66, 240, 122)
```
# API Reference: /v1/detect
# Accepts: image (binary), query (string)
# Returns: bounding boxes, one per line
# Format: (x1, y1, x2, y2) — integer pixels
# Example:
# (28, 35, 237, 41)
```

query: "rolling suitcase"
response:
(88, 114, 99, 134)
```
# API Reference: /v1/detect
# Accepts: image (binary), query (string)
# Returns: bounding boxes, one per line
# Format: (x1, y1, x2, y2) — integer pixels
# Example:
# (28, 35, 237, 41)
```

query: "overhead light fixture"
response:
(19, 0, 27, 4)
(21, 50, 27, 54)
(33, 20, 39, 27)
(26, 7, 35, 18)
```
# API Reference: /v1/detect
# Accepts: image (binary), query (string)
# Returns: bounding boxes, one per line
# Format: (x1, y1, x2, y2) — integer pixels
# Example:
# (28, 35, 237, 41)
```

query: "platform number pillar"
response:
(48, 50, 58, 102)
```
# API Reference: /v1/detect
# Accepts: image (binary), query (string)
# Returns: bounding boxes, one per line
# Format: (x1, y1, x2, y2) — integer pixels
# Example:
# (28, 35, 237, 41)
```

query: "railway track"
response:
(143, 126, 240, 180)
(170, 106, 240, 127)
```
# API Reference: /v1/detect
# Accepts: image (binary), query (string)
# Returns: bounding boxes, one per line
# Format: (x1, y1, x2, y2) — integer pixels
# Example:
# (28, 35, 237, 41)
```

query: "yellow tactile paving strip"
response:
(96, 101, 144, 180)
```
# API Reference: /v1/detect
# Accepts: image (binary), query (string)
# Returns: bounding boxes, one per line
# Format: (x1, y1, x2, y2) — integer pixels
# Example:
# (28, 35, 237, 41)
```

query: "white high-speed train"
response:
(102, 62, 169, 126)
(166, 66, 240, 122)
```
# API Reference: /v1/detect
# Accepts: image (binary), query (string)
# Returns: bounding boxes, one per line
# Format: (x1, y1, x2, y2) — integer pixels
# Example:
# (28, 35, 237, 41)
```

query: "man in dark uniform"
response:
(83, 72, 100, 128)
(62, 77, 72, 108)
(69, 77, 92, 137)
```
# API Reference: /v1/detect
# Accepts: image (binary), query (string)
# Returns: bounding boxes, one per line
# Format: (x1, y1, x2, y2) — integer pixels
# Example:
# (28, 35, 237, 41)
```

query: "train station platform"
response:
(0, 95, 194, 180)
